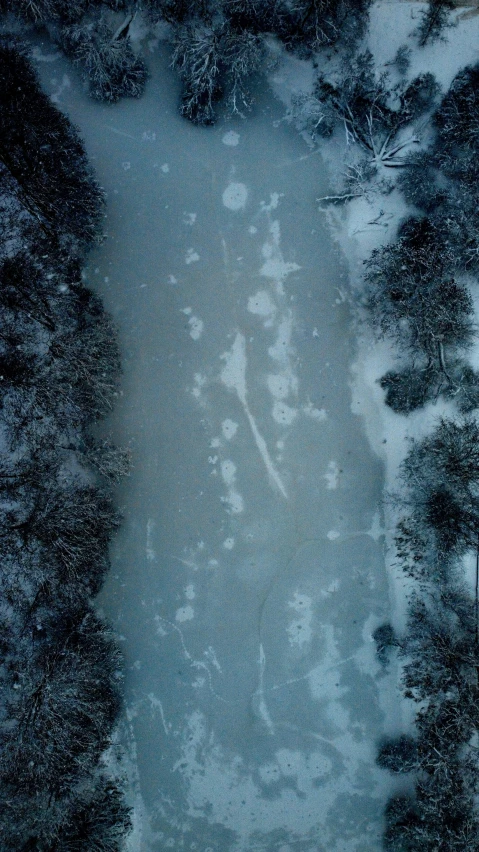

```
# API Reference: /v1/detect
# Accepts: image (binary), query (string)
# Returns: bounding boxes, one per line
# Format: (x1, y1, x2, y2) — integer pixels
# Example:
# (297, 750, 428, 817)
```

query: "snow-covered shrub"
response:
(416, 0, 455, 48)
(377, 735, 419, 774)
(398, 418, 479, 562)
(143, 0, 216, 25)
(51, 774, 132, 852)
(379, 365, 441, 415)
(366, 217, 474, 362)
(312, 53, 439, 168)
(81, 434, 132, 483)
(0, 0, 90, 24)
(223, 0, 293, 39)
(61, 15, 148, 103)
(373, 622, 398, 666)
(172, 23, 223, 123)
(391, 44, 411, 76)
(285, 0, 372, 54)
(172, 21, 264, 123)
(399, 64, 479, 274)
(222, 28, 265, 116)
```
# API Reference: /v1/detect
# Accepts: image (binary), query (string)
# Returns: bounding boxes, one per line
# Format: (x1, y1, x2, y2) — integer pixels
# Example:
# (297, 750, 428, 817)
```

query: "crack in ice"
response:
(220, 332, 287, 498)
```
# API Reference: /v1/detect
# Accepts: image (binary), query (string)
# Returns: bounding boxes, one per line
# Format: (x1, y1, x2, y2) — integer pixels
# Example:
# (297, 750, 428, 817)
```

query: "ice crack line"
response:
(253, 643, 275, 735)
(220, 332, 287, 498)
(155, 615, 230, 704)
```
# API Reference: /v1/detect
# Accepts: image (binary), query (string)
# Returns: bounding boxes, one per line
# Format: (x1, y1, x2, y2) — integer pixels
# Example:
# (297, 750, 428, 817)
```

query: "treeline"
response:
(376, 419, 479, 849)
(365, 63, 479, 415)
(0, 0, 372, 121)
(0, 39, 131, 850)
(365, 64, 479, 850)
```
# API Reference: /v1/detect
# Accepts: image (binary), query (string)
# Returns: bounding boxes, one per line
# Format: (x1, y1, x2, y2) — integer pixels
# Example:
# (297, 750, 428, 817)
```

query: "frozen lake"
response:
(38, 42, 396, 852)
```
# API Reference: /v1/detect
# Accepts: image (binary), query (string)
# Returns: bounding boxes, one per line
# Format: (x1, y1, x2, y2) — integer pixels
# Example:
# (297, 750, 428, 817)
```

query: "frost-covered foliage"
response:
(0, 0, 373, 117)
(0, 0, 91, 24)
(398, 419, 479, 569)
(367, 64, 479, 415)
(380, 424, 479, 850)
(400, 64, 479, 273)
(61, 13, 148, 102)
(281, 0, 372, 54)
(301, 52, 439, 166)
(168, 0, 372, 122)
(0, 41, 131, 850)
(171, 21, 264, 123)
(416, 0, 455, 48)
(365, 216, 477, 413)
(353, 49, 479, 850)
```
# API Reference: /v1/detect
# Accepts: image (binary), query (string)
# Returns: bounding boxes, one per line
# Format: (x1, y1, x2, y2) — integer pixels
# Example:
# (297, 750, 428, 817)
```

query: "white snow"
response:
(222, 130, 240, 146)
(222, 182, 248, 210)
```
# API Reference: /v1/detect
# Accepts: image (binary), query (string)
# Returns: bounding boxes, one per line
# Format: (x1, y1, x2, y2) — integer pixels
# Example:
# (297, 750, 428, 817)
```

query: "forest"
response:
(1, 0, 479, 849)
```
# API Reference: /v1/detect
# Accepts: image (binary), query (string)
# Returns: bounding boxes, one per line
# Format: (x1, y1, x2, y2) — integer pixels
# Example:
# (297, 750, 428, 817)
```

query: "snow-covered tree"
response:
(286, 0, 372, 53)
(172, 20, 264, 123)
(366, 217, 474, 362)
(397, 419, 479, 577)
(0, 38, 104, 253)
(61, 12, 148, 103)
(311, 53, 439, 168)
(416, 0, 455, 48)
(0, 42, 131, 850)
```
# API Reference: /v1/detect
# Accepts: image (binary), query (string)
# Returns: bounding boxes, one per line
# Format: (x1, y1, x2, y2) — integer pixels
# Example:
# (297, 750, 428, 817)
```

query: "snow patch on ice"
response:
(191, 372, 207, 401)
(146, 518, 156, 562)
(222, 182, 248, 211)
(223, 537, 235, 550)
(221, 418, 238, 440)
(287, 592, 313, 648)
(247, 290, 277, 321)
(183, 212, 197, 225)
(268, 315, 294, 365)
(261, 192, 283, 212)
(367, 510, 385, 542)
(327, 530, 340, 541)
(160, 163, 169, 173)
(188, 316, 204, 340)
(220, 459, 244, 514)
(222, 130, 240, 146)
(175, 605, 194, 623)
(221, 459, 236, 486)
(220, 333, 247, 402)
(272, 401, 298, 426)
(324, 461, 340, 490)
(185, 248, 200, 264)
(185, 584, 195, 600)
(221, 489, 244, 514)
(49, 73, 71, 104)
(303, 400, 327, 421)
(260, 220, 301, 288)
(267, 373, 292, 400)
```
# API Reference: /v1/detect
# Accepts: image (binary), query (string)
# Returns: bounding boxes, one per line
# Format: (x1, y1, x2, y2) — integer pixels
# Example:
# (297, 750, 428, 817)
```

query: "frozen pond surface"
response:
(38, 44, 397, 852)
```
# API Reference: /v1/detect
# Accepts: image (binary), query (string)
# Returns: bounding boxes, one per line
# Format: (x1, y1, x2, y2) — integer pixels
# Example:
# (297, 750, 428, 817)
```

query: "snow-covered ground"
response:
(31, 5, 479, 847)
